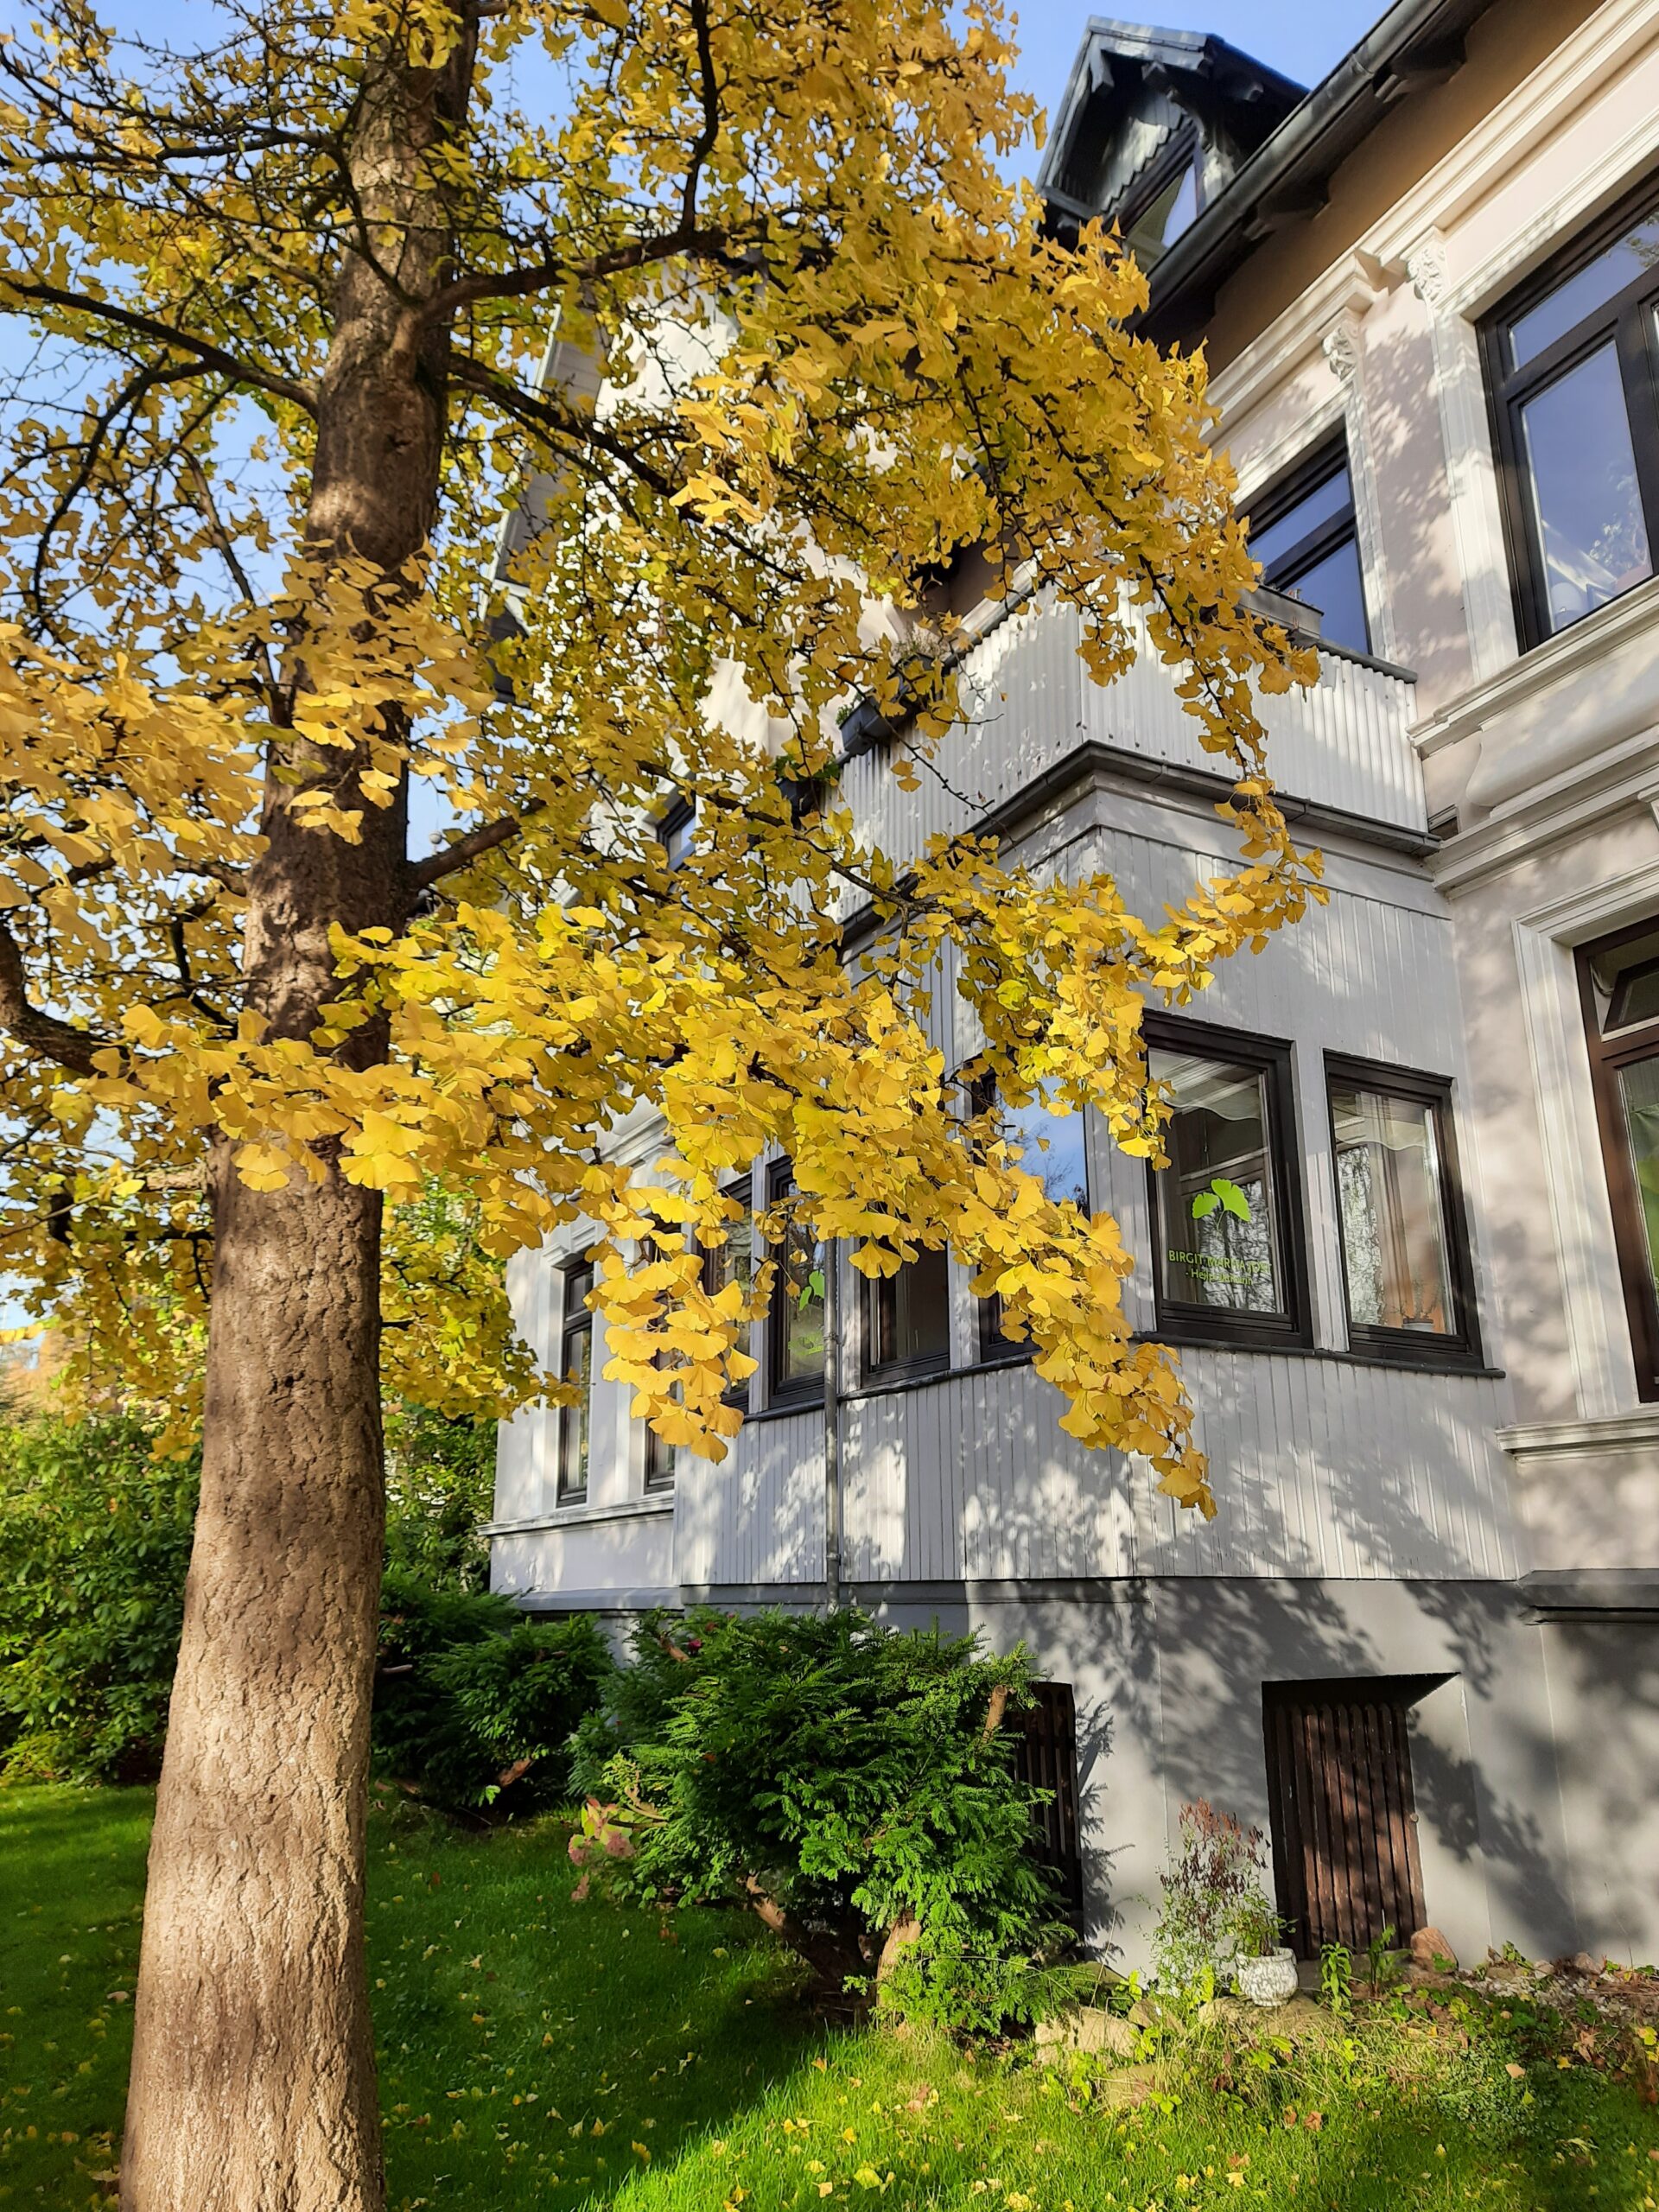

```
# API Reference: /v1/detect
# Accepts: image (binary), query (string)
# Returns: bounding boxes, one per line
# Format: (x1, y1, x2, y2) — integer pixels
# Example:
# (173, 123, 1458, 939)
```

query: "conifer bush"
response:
(570, 1607, 1070, 2024)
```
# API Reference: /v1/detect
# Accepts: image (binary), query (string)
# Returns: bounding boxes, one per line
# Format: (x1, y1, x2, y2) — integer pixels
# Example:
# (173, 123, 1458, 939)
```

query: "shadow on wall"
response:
(941, 1562, 1622, 1965)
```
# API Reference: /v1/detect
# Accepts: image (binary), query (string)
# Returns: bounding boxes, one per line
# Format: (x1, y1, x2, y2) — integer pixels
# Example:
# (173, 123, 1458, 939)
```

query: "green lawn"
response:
(3, 1783, 1656, 2211)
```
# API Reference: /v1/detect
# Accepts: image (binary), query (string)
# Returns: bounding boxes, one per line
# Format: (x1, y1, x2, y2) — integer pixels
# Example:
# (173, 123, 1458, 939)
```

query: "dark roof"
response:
(1040, 0, 1505, 346)
(1038, 19, 1304, 229)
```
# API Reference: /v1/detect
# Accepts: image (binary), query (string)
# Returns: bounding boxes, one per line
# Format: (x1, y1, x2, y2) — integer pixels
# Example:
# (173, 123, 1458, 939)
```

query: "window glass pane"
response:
(1616, 1056, 1659, 1310)
(873, 1245, 950, 1370)
(1609, 959, 1659, 1032)
(1519, 343, 1652, 632)
(559, 1320, 591, 1497)
(1331, 1086, 1453, 1335)
(1151, 1049, 1285, 1315)
(1247, 464, 1353, 574)
(1584, 927, 1659, 1034)
(1004, 1083, 1089, 1207)
(703, 1203, 753, 1296)
(1124, 164, 1196, 267)
(1276, 538, 1370, 656)
(643, 1412, 675, 1491)
(1508, 210, 1659, 367)
(772, 1206, 824, 1388)
(661, 801, 695, 869)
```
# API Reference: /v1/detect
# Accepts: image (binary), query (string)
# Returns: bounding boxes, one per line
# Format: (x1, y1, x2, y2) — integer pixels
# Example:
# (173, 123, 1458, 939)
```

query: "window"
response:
(658, 795, 696, 869)
(1121, 133, 1202, 270)
(1580, 919, 1659, 1398)
(864, 1244, 950, 1383)
(1486, 181, 1659, 645)
(556, 1258, 594, 1503)
(1326, 1058, 1480, 1366)
(1243, 442, 1370, 655)
(1145, 1018, 1310, 1349)
(972, 1076, 1090, 1362)
(701, 1176, 754, 1410)
(766, 1162, 825, 1404)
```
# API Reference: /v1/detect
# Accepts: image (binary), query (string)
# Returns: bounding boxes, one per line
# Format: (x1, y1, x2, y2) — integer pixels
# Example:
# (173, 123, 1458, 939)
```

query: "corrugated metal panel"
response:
(840, 594, 1422, 886)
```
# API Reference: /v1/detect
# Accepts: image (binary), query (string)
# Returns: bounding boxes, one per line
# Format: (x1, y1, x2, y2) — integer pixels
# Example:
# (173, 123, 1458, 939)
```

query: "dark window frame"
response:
(699, 1174, 755, 1413)
(1578, 918, 1659, 1400)
(765, 1159, 825, 1409)
(1243, 435, 1370, 652)
(556, 1256, 595, 1504)
(1143, 1012, 1313, 1353)
(1324, 1052, 1483, 1370)
(1116, 122, 1202, 263)
(1482, 173, 1659, 652)
(861, 1243, 952, 1388)
(657, 793, 696, 870)
(642, 1416, 676, 1494)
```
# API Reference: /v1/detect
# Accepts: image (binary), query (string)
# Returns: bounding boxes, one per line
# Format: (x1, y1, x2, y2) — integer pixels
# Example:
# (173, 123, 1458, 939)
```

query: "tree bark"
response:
(120, 19, 476, 2209)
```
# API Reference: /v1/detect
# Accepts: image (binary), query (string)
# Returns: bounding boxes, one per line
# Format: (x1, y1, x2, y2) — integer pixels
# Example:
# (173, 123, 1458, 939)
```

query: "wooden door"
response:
(1011, 1681, 1084, 1929)
(1262, 1679, 1430, 1959)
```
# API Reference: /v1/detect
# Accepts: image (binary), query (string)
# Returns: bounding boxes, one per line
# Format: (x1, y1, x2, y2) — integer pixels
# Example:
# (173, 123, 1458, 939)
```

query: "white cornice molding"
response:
(1370, 0, 1659, 276)
(1498, 1408, 1659, 1460)
(1429, 740, 1659, 897)
(1207, 252, 1388, 426)
(1208, 1, 1659, 430)
(1413, 578, 1659, 760)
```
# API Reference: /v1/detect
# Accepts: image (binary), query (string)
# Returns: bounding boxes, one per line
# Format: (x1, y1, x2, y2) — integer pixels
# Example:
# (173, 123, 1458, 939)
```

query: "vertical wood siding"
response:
(839, 595, 1423, 875)
(499, 580, 1528, 1605)
(674, 1350, 1515, 1589)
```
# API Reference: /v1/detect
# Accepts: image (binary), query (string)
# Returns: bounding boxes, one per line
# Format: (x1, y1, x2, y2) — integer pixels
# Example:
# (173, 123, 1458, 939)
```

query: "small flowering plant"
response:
(1152, 1800, 1278, 1989)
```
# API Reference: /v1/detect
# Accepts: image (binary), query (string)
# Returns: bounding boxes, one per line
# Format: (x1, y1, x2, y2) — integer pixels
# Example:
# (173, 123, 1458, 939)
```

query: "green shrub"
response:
(384, 1402, 497, 1591)
(0, 1416, 198, 1783)
(373, 1568, 613, 1813)
(569, 1606, 1069, 2025)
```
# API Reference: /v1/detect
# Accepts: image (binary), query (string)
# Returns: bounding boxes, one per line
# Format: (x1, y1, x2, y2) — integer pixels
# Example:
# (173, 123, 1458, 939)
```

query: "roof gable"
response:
(1039, 17, 1305, 239)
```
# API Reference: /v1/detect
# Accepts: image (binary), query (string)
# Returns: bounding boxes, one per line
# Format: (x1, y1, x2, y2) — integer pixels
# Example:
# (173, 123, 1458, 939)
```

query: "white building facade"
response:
(493, 0, 1659, 1971)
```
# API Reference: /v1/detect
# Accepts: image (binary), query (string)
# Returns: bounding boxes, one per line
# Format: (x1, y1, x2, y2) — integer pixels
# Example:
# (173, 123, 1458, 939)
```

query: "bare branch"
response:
(0, 278, 318, 416)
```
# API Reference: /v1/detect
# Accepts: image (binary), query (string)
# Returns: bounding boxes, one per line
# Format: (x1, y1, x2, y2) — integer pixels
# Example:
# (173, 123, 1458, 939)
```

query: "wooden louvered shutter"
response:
(1262, 1679, 1430, 1959)
(1011, 1681, 1084, 1929)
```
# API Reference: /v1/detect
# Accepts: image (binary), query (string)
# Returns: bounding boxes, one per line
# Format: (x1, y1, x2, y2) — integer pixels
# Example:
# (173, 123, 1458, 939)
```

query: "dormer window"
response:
(1122, 143, 1203, 270)
(1126, 162, 1198, 264)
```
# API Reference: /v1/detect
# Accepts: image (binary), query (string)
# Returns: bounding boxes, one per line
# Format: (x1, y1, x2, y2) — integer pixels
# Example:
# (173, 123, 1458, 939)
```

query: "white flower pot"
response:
(1235, 1948, 1299, 2007)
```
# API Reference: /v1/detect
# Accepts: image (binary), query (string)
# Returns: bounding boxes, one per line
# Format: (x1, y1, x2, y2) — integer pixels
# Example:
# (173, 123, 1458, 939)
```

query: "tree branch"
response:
(0, 277, 318, 416)
(0, 916, 114, 1077)
(407, 801, 544, 892)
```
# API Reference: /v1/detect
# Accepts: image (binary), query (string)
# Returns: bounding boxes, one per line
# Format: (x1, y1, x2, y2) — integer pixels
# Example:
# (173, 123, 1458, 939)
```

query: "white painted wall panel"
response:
(839, 596, 1423, 887)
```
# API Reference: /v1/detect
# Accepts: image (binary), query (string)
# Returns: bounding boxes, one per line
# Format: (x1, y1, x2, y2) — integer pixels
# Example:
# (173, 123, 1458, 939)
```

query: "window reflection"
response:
(767, 1171, 824, 1398)
(1518, 346, 1651, 630)
(1150, 1049, 1286, 1318)
(1331, 1085, 1452, 1335)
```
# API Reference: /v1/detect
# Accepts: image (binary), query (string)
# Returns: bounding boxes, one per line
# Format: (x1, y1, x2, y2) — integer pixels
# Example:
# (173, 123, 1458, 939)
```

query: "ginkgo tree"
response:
(0, 0, 1321, 2204)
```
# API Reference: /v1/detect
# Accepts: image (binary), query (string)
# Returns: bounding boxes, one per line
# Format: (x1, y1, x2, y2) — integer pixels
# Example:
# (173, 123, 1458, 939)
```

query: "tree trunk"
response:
(120, 1159, 390, 2211)
(121, 19, 475, 2209)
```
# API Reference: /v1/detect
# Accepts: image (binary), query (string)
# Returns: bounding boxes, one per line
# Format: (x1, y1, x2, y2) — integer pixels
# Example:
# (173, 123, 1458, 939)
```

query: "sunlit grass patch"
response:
(2, 1783, 1656, 2212)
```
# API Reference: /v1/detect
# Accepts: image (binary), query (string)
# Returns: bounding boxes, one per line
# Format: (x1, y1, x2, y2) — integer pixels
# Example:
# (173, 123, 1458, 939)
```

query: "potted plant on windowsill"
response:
(1230, 1897, 1298, 2007)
